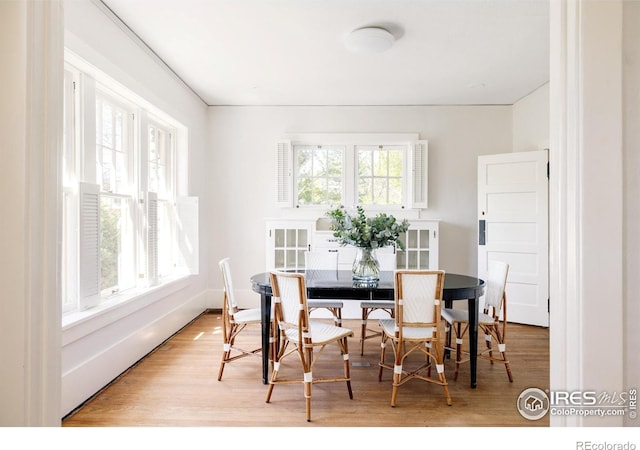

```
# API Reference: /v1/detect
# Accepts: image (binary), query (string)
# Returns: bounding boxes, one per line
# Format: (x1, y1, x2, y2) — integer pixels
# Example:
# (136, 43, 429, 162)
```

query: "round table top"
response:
(250, 270, 484, 300)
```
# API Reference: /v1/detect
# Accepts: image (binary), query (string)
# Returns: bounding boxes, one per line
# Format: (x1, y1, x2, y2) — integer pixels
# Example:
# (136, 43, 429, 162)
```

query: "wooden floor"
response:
(62, 311, 549, 427)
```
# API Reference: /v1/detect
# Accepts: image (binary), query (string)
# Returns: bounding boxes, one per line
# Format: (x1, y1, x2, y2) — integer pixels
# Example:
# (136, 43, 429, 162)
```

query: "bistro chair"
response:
(217, 257, 263, 381)
(305, 250, 343, 326)
(442, 260, 513, 382)
(266, 271, 354, 422)
(358, 251, 397, 355)
(378, 270, 452, 407)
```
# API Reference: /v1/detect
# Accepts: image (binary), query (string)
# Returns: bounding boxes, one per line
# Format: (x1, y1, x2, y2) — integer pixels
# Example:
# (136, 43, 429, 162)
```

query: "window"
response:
(96, 94, 136, 296)
(61, 54, 197, 315)
(296, 145, 344, 206)
(356, 144, 404, 205)
(277, 134, 428, 210)
(148, 119, 175, 279)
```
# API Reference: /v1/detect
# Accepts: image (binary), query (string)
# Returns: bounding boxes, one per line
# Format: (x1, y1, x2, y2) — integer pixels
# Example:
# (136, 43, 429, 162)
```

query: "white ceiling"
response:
(101, 0, 549, 106)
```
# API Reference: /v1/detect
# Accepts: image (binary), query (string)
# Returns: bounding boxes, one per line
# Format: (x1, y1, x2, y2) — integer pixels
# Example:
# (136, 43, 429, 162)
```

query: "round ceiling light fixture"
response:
(344, 27, 395, 54)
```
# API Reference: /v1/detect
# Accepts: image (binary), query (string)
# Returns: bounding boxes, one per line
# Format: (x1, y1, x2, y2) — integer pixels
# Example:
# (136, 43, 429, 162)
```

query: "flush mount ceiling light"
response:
(344, 27, 395, 54)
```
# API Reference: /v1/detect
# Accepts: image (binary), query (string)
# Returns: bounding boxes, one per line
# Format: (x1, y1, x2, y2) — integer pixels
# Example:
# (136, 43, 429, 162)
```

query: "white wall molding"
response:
(24, 0, 64, 426)
(622, 1, 640, 427)
(549, 0, 625, 427)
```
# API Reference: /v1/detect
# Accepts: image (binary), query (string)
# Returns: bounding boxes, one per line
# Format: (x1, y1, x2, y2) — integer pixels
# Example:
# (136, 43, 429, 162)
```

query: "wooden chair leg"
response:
(327, 307, 342, 327)
(341, 337, 353, 399)
(217, 326, 235, 381)
(360, 307, 368, 356)
(217, 360, 226, 381)
(454, 322, 462, 381)
(304, 380, 312, 422)
(391, 365, 401, 407)
(378, 335, 387, 381)
(433, 343, 452, 406)
(302, 346, 313, 422)
(492, 326, 513, 382)
(484, 329, 495, 364)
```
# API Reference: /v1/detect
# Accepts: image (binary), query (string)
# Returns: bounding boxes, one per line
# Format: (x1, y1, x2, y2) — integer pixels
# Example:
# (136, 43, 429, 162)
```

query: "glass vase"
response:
(352, 247, 380, 284)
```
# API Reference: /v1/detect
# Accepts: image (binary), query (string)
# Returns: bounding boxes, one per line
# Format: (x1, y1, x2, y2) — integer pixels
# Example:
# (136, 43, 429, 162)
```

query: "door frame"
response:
(549, 0, 625, 426)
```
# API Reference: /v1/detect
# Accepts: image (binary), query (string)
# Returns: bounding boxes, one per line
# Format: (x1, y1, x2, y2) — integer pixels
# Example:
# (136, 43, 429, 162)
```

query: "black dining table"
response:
(250, 270, 485, 388)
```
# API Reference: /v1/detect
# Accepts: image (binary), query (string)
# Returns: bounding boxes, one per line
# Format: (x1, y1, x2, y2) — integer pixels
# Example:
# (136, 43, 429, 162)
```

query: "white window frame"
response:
(293, 143, 347, 208)
(62, 50, 198, 318)
(94, 90, 138, 299)
(355, 143, 406, 206)
(146, 116, 177, 282)
(62, 66, 80, 314)
(277, 133, 428, 210)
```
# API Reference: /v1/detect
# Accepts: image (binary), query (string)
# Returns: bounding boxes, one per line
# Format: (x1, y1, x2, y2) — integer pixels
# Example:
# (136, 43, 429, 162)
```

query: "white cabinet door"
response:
(265, 221, 313, 270)
(396, 221, 439, 270)
(478, 150, 549, 327)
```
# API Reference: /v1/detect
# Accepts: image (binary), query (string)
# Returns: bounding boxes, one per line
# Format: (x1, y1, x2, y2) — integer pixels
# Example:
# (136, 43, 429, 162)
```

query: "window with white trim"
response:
(96, 93, 136, 297)
(61, 54, 198, 315)
(148, 119, 175, 279)
(356, 144, 404, 205)
(296, 144, 344, 206)
(277, 134, 428, 210)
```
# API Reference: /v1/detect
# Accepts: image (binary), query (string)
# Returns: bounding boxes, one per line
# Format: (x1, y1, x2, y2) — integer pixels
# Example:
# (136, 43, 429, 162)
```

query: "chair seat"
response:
(379, 318, 436, 340)
(308, 300, 344, 308)
(284, 320, 353, 345)
(441, 308, 494, 325)
(360, 300, 394, 309)
(232, 307, 262, 324)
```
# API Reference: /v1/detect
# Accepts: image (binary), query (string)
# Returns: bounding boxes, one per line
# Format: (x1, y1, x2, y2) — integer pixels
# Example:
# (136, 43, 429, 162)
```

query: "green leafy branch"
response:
(326, 206, 410, 251)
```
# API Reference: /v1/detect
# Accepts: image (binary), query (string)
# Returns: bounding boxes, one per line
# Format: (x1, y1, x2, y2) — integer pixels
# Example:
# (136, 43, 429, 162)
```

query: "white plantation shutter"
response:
(79, 182, 100, 310)
(410, 140, 429, 208)
(276, 140, 293, 207)
(176, 196, 199, 275)
(146, 191, 159, 287)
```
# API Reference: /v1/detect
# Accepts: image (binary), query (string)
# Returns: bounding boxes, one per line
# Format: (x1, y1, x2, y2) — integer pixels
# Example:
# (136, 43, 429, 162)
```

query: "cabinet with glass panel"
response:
(265, 221, 313, 271)
(395, 220, 439, 270)
(265, 219, 438, 271)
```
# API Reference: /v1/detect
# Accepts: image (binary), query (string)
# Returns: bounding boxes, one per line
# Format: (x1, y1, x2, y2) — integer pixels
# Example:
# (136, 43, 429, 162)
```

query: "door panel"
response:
(478, 150, 549, 327)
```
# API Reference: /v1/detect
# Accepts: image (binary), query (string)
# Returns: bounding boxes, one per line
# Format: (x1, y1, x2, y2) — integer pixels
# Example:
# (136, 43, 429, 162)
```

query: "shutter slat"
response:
(146, 191, 158, 286)
(411, 140, 429, 208)
(79, 182, 100, 310)
(276, 140, 293, 207)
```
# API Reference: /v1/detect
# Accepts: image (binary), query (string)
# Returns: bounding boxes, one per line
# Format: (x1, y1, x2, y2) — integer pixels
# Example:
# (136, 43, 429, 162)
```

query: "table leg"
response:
(260, 292, 271, 385)
(468, 295, 479, 388)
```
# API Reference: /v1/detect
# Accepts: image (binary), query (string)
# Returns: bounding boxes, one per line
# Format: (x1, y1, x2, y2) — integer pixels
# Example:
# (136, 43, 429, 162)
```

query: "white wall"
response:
(513, 83, 549, 153)
(208, 105, 512, 311)
(623, 0, 640, 426)
(59, 0, 211, 417)
(0, 1, 29, 426)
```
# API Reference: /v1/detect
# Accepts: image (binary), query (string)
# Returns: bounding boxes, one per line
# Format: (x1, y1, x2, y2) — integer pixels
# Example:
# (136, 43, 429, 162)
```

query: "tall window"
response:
(61, 68, 78, 313)
(96, 94, 135, 296)
(148, 120, 174, 278)
(61, 56, 196, 316)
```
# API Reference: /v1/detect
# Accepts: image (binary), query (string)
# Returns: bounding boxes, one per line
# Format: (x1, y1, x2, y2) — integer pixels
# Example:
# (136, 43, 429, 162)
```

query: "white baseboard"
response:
(61, 287, 208, 417)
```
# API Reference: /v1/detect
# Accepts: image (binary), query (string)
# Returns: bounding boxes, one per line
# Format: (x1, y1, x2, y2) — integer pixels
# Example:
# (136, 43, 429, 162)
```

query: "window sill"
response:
(62, 273, 193, 346)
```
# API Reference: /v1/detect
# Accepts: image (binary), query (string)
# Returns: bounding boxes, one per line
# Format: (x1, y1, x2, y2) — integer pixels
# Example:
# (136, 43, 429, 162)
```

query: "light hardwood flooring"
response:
(62, 311, 549, 427)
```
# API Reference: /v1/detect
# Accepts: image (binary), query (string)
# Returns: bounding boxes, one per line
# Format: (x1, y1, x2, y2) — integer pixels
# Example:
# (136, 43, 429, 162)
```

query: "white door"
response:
(478, 150, 549, 327)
